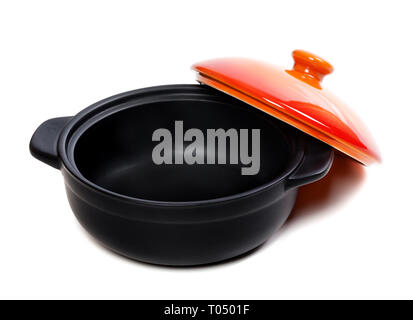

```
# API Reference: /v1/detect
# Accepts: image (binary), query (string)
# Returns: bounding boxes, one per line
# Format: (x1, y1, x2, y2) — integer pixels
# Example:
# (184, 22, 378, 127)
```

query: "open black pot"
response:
(30, 84, 333, 266)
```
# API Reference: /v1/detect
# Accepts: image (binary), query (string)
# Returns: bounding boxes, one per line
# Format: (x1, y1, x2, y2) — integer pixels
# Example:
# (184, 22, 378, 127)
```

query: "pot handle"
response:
(286, 138, 334, 190)
(30, 117, 73, 169)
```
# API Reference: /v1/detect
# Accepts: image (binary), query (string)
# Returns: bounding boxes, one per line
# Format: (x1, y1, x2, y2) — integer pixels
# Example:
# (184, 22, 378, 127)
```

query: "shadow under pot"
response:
(30, 84, 333, 266)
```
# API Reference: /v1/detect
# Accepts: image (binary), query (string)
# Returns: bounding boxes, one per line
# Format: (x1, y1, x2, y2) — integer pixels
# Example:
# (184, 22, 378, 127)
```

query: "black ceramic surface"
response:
(30, 85, 333, 266)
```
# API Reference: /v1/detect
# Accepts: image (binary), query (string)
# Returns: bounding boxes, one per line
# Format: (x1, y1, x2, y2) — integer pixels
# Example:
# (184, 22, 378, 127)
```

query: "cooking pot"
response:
(30, 50, 379, 266)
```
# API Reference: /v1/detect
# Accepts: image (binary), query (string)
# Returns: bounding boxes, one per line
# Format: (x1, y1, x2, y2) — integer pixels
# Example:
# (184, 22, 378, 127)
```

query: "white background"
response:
(1, 0, 412, 299)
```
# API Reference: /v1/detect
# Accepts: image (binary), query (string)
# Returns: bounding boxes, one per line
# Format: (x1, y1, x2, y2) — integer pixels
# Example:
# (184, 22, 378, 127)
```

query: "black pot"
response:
(30, 84, 333, 266)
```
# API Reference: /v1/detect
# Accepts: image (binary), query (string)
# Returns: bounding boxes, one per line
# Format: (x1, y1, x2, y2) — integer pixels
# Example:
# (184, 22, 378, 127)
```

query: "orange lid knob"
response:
(287, 50, 334, 88)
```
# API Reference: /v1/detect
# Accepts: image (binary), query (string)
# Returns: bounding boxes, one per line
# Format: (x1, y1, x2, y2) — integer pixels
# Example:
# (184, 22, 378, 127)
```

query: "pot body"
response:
(30, 85, 333, 266)
(63, 165, 297, 265)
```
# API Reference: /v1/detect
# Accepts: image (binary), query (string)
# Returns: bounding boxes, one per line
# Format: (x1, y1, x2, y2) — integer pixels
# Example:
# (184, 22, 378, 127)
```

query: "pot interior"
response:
(73, 97, 295, 201)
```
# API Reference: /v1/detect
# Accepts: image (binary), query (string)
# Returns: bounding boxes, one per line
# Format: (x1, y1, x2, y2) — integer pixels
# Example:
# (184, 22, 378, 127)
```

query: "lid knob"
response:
(287, 50, 334, 89)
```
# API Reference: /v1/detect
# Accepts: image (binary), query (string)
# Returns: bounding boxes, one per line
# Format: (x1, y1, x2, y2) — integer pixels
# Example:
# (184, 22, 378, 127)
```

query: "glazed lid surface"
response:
(192, 50, 380, 165)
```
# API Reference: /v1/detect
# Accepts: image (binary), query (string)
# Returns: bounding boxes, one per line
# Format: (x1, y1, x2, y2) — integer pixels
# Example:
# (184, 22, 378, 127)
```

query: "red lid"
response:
(192, 50, 380, 165)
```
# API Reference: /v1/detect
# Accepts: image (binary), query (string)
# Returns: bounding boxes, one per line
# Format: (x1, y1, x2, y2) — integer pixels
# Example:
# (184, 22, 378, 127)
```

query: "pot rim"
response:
(58, 84, 305, 207)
